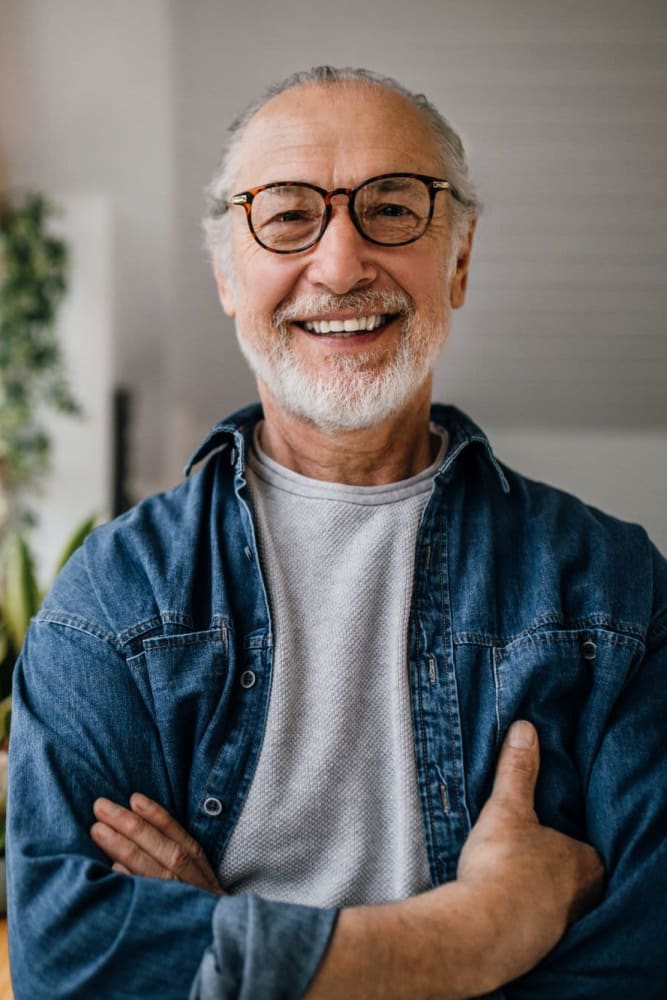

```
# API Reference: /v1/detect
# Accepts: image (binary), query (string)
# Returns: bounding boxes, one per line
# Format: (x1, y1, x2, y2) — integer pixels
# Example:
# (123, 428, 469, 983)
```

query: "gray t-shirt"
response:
(218, 425, 448, 907)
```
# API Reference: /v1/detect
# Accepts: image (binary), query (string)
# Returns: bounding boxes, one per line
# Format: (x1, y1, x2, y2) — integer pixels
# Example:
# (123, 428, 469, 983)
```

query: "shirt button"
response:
(582, 639, 597, 661)
(203, 797, 223, 816)
(240, 670, 256, 689)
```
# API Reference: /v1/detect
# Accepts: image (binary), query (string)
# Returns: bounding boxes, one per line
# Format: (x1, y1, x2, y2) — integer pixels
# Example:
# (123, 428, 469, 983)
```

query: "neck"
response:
(256, 381, 436, 486)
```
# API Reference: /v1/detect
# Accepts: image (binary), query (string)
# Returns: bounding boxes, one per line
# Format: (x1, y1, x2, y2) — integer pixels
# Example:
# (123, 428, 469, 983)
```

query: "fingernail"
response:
(508, 720, 536, 748)
(130, 793, 150, 811)
(94, 797, 118, 817)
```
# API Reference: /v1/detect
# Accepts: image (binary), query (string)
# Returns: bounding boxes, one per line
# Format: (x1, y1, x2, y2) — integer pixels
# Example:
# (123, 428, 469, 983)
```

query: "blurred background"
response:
(1, 0, 665, 572)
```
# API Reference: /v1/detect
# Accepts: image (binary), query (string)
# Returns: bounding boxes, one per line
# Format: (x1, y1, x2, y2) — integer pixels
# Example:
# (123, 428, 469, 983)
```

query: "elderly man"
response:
(8, 67, 666, 998)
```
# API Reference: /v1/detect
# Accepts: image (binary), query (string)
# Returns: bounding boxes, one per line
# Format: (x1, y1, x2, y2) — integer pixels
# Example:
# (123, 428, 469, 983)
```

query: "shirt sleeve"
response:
(7, 616, 336, 999)
(190, 894, 337, 1000)
(505, 595, 667, 995)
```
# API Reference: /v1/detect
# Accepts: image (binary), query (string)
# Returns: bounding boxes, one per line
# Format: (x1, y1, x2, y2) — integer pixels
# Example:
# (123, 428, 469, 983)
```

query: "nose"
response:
(303, 196, 377, 294)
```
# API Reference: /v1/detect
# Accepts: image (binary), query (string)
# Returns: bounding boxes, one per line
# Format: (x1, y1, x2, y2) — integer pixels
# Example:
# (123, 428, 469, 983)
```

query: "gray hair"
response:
(203, 66, 480, 277)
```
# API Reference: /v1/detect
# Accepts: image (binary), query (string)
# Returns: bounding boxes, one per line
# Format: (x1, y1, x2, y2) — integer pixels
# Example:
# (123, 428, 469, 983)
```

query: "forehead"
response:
(232, 82, 443, 189)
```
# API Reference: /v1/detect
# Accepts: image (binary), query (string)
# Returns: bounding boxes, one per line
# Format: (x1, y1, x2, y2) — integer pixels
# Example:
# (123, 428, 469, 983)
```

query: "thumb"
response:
(490, 720, 540, 818)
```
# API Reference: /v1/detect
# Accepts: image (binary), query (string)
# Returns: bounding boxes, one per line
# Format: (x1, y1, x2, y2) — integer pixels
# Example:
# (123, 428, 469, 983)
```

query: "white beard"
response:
(234, 290, 450, 431)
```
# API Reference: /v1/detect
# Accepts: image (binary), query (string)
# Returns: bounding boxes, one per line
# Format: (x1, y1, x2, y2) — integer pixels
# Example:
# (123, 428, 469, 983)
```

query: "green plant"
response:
(0, 516, 96, 852)
(0, 191, 79, 532)
(0, 517, 97, 699)
(0, 190, 88, 857)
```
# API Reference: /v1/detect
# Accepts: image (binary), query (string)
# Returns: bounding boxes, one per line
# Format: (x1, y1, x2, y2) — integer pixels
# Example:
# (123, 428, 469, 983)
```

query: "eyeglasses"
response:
(224, 172, 463, 254)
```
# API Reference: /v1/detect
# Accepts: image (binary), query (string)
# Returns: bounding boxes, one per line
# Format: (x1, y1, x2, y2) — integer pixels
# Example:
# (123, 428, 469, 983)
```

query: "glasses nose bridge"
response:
(321, 185, 358, 238)
(325, 185, 354, 206)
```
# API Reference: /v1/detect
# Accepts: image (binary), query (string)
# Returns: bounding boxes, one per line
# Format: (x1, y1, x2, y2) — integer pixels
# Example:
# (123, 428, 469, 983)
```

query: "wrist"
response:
(422, 881, 515, 996)
(454, 875, 566, 990)
(307, 882, 507, 1000)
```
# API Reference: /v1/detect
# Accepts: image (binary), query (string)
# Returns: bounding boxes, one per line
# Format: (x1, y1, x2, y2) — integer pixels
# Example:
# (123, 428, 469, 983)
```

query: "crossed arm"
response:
(90, 721, 604, 1000)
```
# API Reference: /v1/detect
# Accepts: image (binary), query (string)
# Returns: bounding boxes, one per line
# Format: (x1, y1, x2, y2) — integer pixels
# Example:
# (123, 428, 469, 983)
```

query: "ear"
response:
(215, 268, 236, 317)
(449, 219, 476, 309)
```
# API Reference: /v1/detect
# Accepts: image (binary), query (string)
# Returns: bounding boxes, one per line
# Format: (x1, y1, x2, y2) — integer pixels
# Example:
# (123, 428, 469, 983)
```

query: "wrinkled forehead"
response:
(231, 82, 444, 190)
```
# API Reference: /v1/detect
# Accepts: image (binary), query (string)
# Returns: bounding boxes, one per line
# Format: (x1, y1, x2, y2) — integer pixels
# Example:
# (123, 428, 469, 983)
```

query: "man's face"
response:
(216, 82, 474, 431)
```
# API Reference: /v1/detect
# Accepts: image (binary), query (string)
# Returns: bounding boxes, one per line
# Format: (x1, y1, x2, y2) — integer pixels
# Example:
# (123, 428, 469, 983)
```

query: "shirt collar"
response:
(185, 401, 510, 494)
(430, 403, 510, 493)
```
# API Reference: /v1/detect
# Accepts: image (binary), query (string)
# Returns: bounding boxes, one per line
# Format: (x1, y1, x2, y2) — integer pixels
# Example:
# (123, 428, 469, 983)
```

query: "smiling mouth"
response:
(297, 314, 397, 337)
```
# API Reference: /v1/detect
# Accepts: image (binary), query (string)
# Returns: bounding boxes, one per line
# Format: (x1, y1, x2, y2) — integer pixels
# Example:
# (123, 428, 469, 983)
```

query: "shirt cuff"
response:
(190, 892, 338, 1000)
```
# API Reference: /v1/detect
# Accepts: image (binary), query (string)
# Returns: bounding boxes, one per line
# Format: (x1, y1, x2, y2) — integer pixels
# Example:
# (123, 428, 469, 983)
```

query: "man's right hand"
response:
(308, 720, 605, 999)
(455, 719, 605, 989)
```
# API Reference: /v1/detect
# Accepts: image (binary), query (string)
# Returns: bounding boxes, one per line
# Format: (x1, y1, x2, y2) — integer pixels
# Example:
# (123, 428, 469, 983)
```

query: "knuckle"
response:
(125, 843, 145, 868)
(167, 843, 190, 874)
(502, 749, 538, 776)
(125, 812, 145, 838)
(190, 841, 205, 862)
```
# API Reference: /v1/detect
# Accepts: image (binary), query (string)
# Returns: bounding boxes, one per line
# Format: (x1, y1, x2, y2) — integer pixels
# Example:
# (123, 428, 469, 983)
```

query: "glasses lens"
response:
(251, 185, 325, 251)
(355, 176, 431, 245)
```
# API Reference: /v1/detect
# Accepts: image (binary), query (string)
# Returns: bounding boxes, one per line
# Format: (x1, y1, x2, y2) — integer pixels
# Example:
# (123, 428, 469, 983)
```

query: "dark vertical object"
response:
(111, 387, 133, 517)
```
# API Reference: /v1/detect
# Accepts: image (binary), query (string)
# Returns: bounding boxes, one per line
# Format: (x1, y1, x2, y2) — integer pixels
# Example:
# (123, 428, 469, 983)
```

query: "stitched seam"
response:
(36, 609, 234, 655)
(34, 612, 123, 654)
(142, 629, 227, 651)
(118, 612, 195, 645)
(453, 613, 646, 648)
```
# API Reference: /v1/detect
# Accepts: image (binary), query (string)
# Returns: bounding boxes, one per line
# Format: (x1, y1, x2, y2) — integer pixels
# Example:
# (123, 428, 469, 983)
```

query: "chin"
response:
(236, 313, 448, 432)
(242, 340, 437, 435)
(275, 373, 418, 432)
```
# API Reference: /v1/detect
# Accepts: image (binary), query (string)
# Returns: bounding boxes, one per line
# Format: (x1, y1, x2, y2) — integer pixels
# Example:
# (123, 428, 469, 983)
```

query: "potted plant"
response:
(0, 191, 93, 908)
(0, 191, 80, 533)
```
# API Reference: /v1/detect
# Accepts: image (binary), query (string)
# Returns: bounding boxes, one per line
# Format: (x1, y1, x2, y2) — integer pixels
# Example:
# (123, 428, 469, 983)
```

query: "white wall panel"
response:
(32, 197, 114, 580)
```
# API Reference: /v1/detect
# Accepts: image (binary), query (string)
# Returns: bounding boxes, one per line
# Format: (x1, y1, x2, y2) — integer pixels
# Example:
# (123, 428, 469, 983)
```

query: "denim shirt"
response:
(7, 403, 667, 999)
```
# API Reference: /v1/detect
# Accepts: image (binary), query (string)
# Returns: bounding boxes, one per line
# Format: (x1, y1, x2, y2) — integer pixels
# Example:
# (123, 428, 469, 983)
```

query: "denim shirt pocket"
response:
(127, 624, 234, 809)
(493, 628, 643, 838)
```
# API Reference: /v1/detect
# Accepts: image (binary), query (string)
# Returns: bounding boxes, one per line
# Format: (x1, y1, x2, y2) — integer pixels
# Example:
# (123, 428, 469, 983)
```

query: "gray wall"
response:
(1, 0, 666, 549)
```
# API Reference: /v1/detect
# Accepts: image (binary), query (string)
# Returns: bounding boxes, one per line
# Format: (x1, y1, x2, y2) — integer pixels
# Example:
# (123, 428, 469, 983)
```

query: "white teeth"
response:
(302, 314, 387, 335)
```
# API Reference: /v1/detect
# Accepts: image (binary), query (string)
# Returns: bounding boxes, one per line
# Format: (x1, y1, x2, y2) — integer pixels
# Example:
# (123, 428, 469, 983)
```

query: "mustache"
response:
(273, 290, 415, 326)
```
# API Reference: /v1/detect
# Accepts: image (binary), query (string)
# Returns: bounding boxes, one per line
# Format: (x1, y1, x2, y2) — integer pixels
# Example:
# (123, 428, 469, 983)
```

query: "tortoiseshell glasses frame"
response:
(222, 172, 464, 254)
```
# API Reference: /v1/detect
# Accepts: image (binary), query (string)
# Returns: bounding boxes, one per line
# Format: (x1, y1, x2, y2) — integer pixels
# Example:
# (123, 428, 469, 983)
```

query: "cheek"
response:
(393, 258, 450, 315)
(234, 249, 302, 321)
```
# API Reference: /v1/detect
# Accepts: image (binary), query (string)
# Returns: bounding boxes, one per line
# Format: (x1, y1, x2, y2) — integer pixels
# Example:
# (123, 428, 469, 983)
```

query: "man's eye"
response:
(266, 209, 318, 225)
(367, 203, 415, 219)
(257, 208, 319, 226)
(256, 209, 317, 236)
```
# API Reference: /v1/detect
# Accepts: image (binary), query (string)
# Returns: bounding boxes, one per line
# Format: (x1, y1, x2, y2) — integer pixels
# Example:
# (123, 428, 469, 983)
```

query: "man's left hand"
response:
(91, 793, 224, 896)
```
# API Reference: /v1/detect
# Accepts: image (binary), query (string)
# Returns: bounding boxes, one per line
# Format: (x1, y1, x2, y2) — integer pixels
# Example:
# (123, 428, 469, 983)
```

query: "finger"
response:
(93, 799, 194, 877)
(490, 720, 540, 817)
(92, 798, 221, 894)
(92, 818, 218, 892)
(129, 793, 213, 881)
(91, 820, 171, 881)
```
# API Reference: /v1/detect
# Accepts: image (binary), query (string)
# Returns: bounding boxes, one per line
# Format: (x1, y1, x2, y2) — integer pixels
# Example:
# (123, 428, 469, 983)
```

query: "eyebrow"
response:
(371, 178, 415, 193)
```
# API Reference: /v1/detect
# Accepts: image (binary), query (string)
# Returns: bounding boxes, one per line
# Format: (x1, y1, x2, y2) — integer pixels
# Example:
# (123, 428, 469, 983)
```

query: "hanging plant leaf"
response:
(0, 191, 79, 530)
(1, 534, 41, 653)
